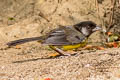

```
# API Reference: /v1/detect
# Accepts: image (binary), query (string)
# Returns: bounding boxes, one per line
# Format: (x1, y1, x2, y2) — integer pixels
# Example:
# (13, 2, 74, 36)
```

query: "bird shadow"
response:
(12, 53, 77, 63)
(12, 57, 59, 63)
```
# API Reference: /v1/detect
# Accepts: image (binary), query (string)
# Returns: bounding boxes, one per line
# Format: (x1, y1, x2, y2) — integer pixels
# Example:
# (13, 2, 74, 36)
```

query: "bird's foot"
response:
(48, 51, 77, 58)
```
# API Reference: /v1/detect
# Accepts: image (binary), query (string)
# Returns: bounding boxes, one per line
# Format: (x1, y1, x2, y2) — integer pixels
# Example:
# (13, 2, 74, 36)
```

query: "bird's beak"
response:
(92, 26, 102, 32)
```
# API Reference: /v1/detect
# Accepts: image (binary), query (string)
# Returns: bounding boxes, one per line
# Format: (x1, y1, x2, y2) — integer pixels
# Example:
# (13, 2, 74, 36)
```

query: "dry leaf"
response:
(107, 32, 113, 36)
(96, 46, 105, 50)
(106, 42, 118, 48)
(48, 53, 60, 57)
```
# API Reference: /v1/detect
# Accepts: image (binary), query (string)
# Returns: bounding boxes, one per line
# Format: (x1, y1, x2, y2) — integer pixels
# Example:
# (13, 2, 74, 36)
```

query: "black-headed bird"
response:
(7, 21, 101, 56)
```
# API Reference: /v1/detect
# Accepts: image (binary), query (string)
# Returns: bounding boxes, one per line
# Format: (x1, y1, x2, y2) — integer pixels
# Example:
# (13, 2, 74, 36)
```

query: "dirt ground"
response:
(0, 0, 120, 80)
(1, 46, 120, 80)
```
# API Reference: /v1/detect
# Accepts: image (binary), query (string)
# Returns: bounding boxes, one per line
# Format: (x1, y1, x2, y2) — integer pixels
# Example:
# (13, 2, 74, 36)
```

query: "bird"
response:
(7, 21, 101, 56)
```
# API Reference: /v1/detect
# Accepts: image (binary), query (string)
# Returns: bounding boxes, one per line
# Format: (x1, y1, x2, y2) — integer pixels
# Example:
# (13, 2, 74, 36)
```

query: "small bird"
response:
(7, 21, 101, 56)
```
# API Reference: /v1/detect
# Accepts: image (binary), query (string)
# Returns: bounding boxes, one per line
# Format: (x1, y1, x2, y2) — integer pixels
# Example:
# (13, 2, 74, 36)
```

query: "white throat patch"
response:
(81, 27, 89, 36)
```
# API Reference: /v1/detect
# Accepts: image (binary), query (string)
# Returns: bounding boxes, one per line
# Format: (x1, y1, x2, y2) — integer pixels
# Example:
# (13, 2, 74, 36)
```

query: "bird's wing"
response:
(42, 27, 72, 45)
(61, 26, 86, 44)
(42, 26, 86, 45)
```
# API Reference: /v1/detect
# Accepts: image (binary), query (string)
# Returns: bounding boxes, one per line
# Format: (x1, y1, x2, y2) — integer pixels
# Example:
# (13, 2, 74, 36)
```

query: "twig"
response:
(39, 12, 50, 22)
(95, 0, 107, 42)
(107, 0, 116, 32)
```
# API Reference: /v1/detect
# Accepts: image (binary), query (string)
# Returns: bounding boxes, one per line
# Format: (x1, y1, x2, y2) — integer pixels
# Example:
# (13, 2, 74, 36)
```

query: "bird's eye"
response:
(87, 26, 91, 29)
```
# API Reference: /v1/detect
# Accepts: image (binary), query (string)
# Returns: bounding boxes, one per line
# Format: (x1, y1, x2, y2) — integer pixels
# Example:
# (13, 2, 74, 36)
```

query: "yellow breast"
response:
(62, 41, 87, 50)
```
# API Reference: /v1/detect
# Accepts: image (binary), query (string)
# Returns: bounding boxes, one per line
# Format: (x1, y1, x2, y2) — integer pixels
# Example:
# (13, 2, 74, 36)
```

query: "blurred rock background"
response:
(0, 0, 119, 44)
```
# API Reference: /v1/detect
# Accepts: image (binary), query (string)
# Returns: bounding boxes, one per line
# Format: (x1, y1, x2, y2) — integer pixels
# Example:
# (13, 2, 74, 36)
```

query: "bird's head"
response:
(74, 21, 101, 37)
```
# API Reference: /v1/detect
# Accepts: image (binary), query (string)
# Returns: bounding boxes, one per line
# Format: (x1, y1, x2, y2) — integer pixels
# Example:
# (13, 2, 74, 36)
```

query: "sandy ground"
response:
(1, 45, 120, 80)
(0, 0, 120, 80)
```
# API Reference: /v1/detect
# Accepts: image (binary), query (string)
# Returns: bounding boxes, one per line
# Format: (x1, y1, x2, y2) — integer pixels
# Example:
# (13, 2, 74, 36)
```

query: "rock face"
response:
(0, 0, 120, 44)
(0, 0, 113, 43)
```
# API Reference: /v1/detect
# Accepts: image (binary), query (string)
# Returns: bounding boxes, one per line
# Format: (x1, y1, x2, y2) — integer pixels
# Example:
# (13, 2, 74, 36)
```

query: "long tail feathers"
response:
(7, 36, 44, 47)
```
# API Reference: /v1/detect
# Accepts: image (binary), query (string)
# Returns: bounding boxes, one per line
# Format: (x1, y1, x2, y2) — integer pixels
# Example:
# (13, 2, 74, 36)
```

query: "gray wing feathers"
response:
(43, 26, 86, 45)
(43, 35, 71, 45)
(43, 28, 71, 45)
(61, 26, 86, 44)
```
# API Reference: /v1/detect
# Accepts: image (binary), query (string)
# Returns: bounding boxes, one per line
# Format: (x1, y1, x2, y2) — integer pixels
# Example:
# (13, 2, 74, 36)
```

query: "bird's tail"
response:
(7, 36, 44, 47)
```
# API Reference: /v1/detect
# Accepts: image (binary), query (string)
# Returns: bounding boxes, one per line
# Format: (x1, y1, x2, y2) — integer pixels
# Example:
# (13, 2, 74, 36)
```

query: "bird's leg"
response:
(49, 45, 71, 56)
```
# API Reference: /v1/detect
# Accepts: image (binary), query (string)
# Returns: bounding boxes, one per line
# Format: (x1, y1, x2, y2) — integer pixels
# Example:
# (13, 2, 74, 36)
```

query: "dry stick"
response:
(39, 5, 58, 22)
(39, 12, 50, 22)
(95, 0, 107, 43)
(95, 0, 107, 32)
(107, 0, 116, 32)
(95, 0, 104, 27)
(95, 0, 116, 42)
